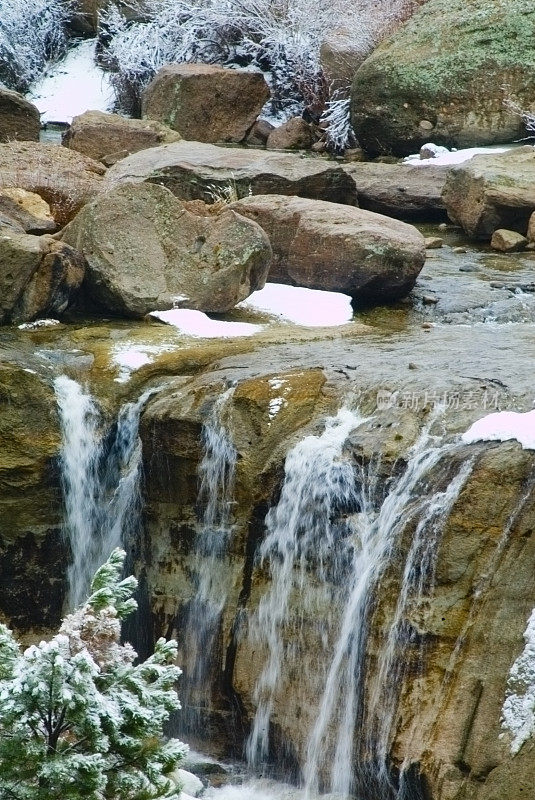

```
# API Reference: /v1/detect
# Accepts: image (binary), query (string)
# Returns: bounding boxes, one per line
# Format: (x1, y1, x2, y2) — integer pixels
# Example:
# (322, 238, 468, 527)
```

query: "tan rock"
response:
(266, 117, 315, 150)
(442, 147, 535, 239)
(425, 236, 443, 248)
(62, 110, 181, 162)
(0, 229, 85, 324)
(0, 88, 40, 143)
(246, 119, 275, 146)
(62, 182, 272, 317)
(320, 26, 369, 90)
(490, 229, 527, 252)
(0, 190, 56, 235)
(0, 142, 105, 226)
(230, 194, 426, 303)
(105, 140, 358, 205)
(142, 63, 270, 143)
(527, 210, 535, 242)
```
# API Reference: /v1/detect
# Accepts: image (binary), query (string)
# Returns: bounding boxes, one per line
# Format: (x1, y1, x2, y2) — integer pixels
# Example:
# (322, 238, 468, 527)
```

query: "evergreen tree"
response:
(0, 549, 187, 800)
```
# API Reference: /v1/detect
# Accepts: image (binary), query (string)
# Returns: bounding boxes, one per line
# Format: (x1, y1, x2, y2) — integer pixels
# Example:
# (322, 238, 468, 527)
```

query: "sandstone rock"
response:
(0, 88, 40, 143)
(266, 117, 315, 150)
(0, 228, 85, 324)
(0, 142, 105, 226)
(142, 64, 270, 143)
(490, 229, 527, 253)
(320, 27, 369, 90)
(62, 182, 272, 317)
(528, 211, 535, 242)
(442, 147, 535, 239)
(246, 119, 274, 146)
(0, 190, 56, 235)
(230, 194, 426, 303)
(62, 110, 182, 162)
(341, 161, 448, 219)
(425, 236, 443, 249)
(105, 140, 358, 205)
(351, 0, 535, 156)
(0, 365, 66, 633)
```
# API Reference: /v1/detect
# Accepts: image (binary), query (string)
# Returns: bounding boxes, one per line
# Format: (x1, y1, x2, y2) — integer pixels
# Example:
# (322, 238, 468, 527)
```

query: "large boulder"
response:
(442, 147, 535, 239)
(142, 64, 270, 143)
(229, 194, 426, 303)
(320, 27, 369, 91)
(105, 140, 358, 205)
(62, 182, 272, 317)
(351, 0, 535, 156)
(341, 161, 449, 219)
(62, 110, 182, 163)
(0, 142, 105, 226)
(0, 230, 85, 324)
(0, 88, 40, 143)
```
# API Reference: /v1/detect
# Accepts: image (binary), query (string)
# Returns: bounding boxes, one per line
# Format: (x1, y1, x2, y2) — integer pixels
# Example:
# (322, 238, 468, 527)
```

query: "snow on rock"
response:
(238, 283, 353, 327)
(18, 318, 60, 330)
(28, 39, 114, 124)
(462, 409, 535, 451)
(268, 377, 292, 421)
(502, 608, 535, 754)
(112, 344, 173, 383)
(149, 309, 263, 338)
(403, 144, 513, 167)
(174, 770, 203, 797)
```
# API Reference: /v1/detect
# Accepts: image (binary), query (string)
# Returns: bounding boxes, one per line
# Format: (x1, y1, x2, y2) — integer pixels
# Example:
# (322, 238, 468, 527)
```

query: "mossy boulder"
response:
(351, 0, 535, 156)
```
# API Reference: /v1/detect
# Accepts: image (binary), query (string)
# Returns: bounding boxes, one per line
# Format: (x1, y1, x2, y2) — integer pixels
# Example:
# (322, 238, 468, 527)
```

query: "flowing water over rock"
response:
(54, 375, 159, 608)
(180, 387, 238, 736)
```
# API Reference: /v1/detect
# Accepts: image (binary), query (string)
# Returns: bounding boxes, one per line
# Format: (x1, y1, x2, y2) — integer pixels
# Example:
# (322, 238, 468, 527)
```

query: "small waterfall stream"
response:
(180, 388, 238, 736)
(243, 409, 474, 799)
(54, 376, 158, 608)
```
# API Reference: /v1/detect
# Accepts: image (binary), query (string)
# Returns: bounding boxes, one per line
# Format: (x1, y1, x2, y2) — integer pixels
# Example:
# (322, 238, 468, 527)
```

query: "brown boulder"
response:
(105, 140, 358, 205)
(320, 27, 369, 90)
(0, 229, 85, 324)
(142, 63, 270, 143)
(266, 117, 315, 150)
(62, 182, 272, 317)
(229, 194, 426, 303)
(0, 88, 40, 143)
(490, 229, 527, 252)
(442, 147, 535, 239)
(62, 110, 181, 162)
(0, 142, 105, 226)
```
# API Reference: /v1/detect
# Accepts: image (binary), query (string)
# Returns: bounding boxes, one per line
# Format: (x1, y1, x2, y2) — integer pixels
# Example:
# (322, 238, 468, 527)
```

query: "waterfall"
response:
(244, 407, 474, 799)
(54, 376, 158, 608)
(246, 408, 364, 769)
(180, 388, 238, 736)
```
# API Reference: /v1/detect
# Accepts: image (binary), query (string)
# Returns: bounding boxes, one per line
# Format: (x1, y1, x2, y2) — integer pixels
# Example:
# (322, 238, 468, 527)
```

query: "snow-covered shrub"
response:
(321, 95, 356, 154)
(101, 0, 427, 143)
(0, 0, 72, 92)
(0, 548, 187, 800)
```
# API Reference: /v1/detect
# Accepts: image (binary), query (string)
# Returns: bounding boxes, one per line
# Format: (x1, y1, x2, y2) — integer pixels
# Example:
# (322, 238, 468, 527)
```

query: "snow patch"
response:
(462, 409, 535, 451)
(267, 377, 293, 421)
(238, 283, 353, 327)
(112, 344, 173, 383)
(150, 309, 263, 338)
(28, 39, 114, 124)
(403, 144, 514, 167)
(502, 608, 535, 754)
(18, 318, 60, 330)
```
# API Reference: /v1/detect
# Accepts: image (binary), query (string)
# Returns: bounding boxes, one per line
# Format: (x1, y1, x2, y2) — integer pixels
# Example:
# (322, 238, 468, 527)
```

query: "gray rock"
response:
(0, 88, 40, 143)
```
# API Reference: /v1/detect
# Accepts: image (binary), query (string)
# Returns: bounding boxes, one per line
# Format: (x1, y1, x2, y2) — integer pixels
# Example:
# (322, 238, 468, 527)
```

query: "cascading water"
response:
(244, 408, 474, 800)
(54, 375, 159, 608)
(180, 388, 238, 736)
(246, 408, 364, 769)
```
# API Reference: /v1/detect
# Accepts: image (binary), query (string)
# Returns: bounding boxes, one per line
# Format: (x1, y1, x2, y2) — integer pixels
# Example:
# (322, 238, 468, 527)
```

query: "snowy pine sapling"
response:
(0, 548, 187, 800)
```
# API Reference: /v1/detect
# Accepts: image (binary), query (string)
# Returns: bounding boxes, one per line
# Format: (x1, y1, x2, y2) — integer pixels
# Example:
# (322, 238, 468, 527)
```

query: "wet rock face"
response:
(351, 0, 535, 156)
(0, 366, 66, 635)
(230, 194, 426, 303)
(62, 182, 272, 317)
(442, 147, 535, 239)
(0, 88, 40, 143)
(142, 64, 270, 144)
(138, 370, 535, 800)
(105, 140, 358, 206)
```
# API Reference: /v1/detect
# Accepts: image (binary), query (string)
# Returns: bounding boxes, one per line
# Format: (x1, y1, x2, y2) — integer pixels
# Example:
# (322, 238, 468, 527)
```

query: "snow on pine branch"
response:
(0, 0, 72, 92)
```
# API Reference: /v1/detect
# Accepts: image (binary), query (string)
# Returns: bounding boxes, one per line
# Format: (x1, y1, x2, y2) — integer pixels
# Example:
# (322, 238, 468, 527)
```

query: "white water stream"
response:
(54, 376, 159, 608)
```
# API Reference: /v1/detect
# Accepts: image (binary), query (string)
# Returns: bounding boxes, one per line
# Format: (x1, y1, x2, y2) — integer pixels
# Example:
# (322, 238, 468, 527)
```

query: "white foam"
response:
(462, 410, 535, 451)
(28, 39, 114, 124)
(149, 309, 263, 337)
(502, 608, 535, 754)
(238, 283, 353, 327)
